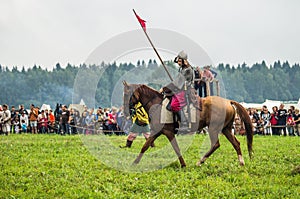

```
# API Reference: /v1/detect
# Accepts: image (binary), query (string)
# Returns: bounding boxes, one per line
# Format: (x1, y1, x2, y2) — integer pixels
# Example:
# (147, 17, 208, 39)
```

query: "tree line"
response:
(0, 59, 299, 108)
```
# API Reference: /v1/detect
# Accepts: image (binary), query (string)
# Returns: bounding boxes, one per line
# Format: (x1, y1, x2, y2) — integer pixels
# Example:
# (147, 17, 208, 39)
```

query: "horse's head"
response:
(123, 81, 164, 118)
(122, 81, 141, 117)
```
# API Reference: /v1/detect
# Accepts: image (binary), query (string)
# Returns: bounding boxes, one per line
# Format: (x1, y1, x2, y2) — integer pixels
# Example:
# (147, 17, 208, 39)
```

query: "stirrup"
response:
(176, 124, 190, 134)
(176, 126, 189, 131)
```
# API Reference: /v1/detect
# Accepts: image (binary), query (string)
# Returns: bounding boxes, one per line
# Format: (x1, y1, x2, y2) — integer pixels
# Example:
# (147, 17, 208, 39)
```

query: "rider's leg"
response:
(176, 110, 189, 132)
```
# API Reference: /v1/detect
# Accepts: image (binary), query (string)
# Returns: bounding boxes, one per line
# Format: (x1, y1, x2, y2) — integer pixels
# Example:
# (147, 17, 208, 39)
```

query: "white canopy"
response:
(241, 99, 299, 111)
(79, 99, 85, 105)
(263, 99, 281, 110)
(40, 104, 51, 111)
(68, 104, 85, 114)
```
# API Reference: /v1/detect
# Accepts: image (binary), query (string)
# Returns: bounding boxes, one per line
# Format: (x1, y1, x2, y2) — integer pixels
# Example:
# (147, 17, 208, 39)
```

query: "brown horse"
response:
(123, 81, 253, 167)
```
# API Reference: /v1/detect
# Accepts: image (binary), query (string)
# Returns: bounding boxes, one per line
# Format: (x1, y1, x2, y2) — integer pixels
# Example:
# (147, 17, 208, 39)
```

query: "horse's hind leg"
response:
(196, 131, 220, 166)
(223, 127, 245, 166)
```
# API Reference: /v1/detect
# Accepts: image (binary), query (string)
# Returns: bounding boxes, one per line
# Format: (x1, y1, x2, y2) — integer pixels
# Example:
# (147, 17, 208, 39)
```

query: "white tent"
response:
(79, 99, 85, 105)
(263, 99, 281, 110)
(40, 104, 51, 111)
(284, 102, 300, 110)
(240, 102, 262, 109)
(241, 99, 299, 111)
(68, 104, 85, 114)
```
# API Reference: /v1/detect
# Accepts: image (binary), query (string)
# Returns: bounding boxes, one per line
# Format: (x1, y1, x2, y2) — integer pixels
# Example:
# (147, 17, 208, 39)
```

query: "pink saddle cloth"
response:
(170, 91, 187, 112)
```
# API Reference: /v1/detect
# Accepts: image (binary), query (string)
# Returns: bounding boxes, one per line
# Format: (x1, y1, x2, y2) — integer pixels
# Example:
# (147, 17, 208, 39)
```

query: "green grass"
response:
(0, 134, 299, 198)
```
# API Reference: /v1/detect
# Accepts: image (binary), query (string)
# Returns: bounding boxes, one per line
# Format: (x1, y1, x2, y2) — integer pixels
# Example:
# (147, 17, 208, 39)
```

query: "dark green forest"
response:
(0, 60, 299, 109)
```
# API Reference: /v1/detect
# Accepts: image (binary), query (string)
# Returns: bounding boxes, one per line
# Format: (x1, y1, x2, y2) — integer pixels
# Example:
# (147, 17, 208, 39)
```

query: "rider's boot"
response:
(176, 110, 190, 134)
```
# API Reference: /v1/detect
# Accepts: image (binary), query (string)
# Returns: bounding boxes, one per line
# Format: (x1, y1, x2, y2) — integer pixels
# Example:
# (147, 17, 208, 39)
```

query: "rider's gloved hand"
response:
(159, 88, 164, 94)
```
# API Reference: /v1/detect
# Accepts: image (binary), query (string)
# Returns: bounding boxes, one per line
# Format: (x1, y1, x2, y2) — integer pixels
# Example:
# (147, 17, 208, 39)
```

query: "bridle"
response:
(129, 85, 156, 108)
(127, 85, 140, 111)
(128, 85, 160, 113)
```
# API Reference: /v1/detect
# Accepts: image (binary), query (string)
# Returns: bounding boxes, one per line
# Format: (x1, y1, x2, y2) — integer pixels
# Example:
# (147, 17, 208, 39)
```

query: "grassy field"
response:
(0, 134, 299, 198)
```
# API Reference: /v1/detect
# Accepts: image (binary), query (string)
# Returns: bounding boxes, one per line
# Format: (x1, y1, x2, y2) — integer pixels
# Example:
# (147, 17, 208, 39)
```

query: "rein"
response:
(131, 89, 156, 111)
(130, 86, 164, 112)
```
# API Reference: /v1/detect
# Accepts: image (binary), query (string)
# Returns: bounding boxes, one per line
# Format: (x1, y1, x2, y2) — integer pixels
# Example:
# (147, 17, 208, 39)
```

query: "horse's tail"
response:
(230, 101, 254, 159)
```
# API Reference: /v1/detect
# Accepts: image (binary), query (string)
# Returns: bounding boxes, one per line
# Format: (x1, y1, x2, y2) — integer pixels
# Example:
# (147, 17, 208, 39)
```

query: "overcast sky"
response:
(1, 0, 299, 69)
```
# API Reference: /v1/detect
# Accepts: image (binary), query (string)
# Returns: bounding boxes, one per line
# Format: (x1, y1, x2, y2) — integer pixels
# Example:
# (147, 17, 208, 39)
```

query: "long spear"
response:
(133, 9, 173, 81)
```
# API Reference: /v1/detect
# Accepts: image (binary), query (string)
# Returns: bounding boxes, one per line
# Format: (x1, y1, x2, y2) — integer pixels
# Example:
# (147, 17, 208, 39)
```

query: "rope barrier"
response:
(67, 124, 127, 134)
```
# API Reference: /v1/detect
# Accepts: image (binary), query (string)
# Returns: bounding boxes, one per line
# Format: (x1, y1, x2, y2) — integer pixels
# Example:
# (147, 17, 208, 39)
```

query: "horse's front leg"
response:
(164, 130, 186, 168)
(133, 135, 156, 165)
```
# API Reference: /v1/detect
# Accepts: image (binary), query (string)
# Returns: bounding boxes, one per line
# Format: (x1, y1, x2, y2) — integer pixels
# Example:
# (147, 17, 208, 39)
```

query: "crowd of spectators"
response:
(0, 103, 130, 136)
(234, 104, 300, 136)
(1, 102, 299, 136)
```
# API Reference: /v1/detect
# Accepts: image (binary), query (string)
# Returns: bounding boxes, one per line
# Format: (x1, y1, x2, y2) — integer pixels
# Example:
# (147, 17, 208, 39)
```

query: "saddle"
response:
(160, 87, 203, 125)
(160, 98, 198, 124)
(164, 87, 202, 111)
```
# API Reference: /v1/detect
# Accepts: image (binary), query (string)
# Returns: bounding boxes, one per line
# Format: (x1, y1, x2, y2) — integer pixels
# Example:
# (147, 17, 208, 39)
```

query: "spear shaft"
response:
(133, 9, 173, 81)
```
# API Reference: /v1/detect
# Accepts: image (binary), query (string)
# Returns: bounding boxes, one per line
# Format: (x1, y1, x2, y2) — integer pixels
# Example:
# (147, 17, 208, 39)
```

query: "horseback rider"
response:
(159, 50, 194, 132)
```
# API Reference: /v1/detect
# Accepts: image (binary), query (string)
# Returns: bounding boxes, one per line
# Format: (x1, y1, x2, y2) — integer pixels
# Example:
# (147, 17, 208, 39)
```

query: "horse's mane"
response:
(141, 84, 161, 94)
(136, 84, 163, 97)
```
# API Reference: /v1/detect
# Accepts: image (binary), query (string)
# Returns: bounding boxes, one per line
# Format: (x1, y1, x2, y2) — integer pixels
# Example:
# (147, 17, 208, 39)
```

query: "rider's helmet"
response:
(174, 50, 188, 63)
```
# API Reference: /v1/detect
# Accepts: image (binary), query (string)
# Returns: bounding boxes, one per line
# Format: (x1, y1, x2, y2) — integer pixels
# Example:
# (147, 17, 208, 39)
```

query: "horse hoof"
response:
(196, 161, 202, 166)
(238, 155, 245, 166)
(131, 161, 138, 166)
(181, 164, 186, 168)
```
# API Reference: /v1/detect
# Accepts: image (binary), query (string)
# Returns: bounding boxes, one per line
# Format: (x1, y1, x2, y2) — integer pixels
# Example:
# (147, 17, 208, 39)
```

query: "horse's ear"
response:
(122, 80, 128, 86)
